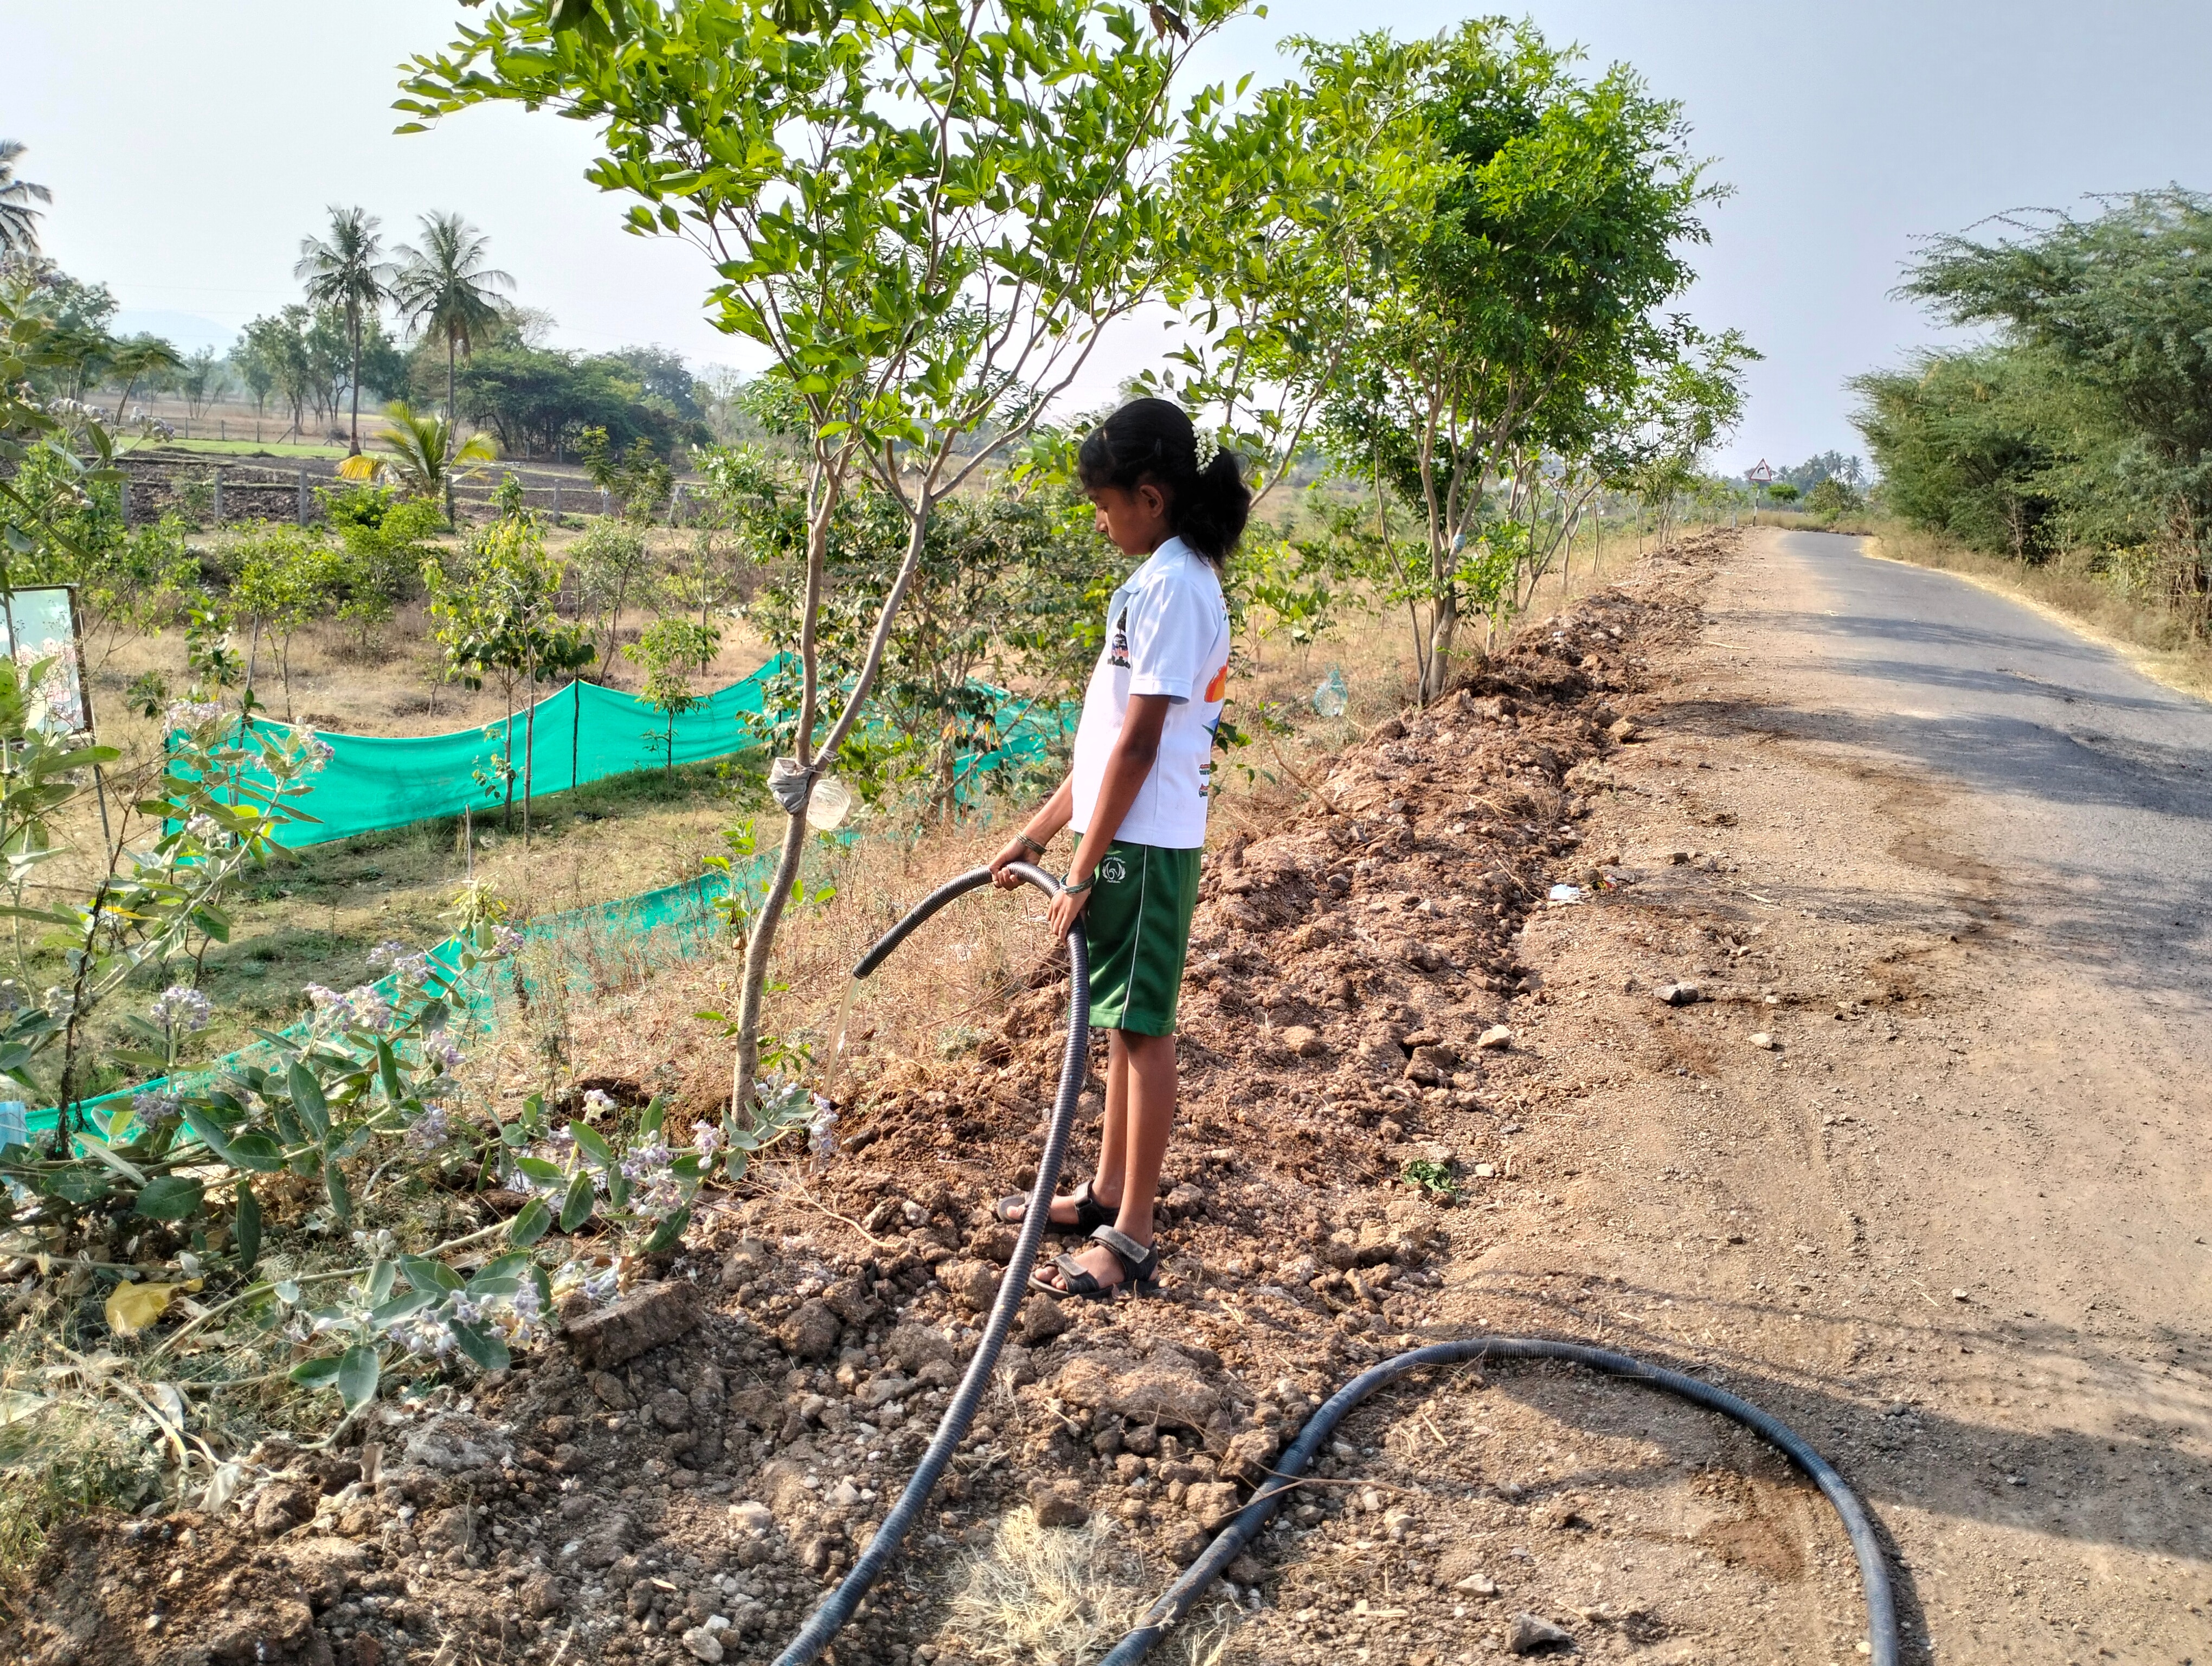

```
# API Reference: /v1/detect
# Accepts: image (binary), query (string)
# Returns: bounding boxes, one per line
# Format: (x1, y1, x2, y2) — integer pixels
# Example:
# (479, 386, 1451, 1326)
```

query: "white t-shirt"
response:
(1068, 537, 1230, 850)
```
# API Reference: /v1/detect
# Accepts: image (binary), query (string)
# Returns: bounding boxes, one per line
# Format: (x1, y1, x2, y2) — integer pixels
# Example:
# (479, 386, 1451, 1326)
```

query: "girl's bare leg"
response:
(1041, 1029, 1174, 1289)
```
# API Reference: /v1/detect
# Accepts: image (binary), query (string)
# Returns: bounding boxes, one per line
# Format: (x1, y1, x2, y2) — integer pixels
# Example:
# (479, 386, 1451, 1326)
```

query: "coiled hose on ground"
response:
(773, 866, 1901, 1666)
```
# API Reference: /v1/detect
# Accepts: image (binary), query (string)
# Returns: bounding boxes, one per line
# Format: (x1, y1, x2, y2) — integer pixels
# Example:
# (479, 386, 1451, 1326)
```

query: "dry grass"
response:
(936, 1506, 1243, 1666)
(1862, 520, 2212, 701)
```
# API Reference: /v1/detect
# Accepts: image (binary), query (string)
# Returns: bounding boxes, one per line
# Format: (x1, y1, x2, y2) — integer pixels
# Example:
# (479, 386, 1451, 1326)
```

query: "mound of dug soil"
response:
(8, 553, 1709, 1666)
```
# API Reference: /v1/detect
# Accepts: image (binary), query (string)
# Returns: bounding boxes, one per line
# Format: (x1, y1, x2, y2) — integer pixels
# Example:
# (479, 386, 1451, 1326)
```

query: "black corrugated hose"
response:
(773, 866, 1900, 1666)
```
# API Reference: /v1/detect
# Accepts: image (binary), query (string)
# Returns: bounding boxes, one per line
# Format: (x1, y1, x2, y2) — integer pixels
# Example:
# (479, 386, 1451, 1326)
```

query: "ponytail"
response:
(1076, 396, 1251, 567)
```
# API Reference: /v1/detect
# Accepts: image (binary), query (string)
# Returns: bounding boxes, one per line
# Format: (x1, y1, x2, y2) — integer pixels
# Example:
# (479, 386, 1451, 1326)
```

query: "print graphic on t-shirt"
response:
(1203, 662, 1227, 702)
(1108, 607, 1131, 669)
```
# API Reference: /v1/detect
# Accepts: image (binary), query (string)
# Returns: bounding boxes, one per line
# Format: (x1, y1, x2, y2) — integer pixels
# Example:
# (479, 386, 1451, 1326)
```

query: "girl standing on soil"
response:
(988, 398, 1247, 1298)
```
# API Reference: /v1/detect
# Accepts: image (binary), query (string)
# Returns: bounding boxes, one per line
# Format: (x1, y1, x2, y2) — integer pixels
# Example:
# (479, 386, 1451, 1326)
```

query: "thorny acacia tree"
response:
(1320, 21, 1720, 702)
(403, 0, 1245, 1106)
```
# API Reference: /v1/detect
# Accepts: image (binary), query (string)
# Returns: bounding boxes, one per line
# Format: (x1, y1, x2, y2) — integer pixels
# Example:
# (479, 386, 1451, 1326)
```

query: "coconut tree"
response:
(389, 213, 512, 453)
(295, 206, 391, 456)
(0, 140, 50, 258)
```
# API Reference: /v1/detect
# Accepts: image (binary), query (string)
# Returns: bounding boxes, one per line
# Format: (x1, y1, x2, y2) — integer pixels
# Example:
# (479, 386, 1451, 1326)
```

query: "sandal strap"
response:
(1047, 1252, 1103, 1296)
(1091, 1225, 1156, 1279)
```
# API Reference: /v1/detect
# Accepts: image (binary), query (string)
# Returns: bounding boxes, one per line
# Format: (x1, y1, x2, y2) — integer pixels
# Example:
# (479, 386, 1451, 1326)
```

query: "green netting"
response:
(240, 662, 786, 850)
(204, 657, 1073, 849)
(34, 665, 1078, 1137)
(46, 868, 737, 1137)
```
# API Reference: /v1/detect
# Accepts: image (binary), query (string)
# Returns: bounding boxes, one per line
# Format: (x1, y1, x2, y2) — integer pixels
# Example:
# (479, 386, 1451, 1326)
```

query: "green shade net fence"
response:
(201, 658, 1073, 849)
(47, 867, 737, 1138)
(37, 671, 1077, 1137)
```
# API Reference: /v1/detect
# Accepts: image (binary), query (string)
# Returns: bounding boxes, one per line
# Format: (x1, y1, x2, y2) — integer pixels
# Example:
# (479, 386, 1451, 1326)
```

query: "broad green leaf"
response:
(400, 1253, 463, 1294)
(515, 1155, 564, 1184)
(366, 1260, 396, 1304)
(368, 1289, 437, 1326)
(375, 1039, 403, 1108)
(234, 1180, 261, 1271)
(225, 1132, 285, 1172)
(506, 1197, 552, 1247)
(179, 1105, 239, 1162)
(448, 1319, 510, 1373)
(337, 1345, 380, 1413)
(290, 1356, 342, 1391)
(558, 1170, 594, 1232)
(569, 1121, 614, 1168)
(642, 1206, 691, 1254)
(324, 1160, 351, 1225)
(288, 1060, 329, 1140)
(133, 1175, 205, 1221)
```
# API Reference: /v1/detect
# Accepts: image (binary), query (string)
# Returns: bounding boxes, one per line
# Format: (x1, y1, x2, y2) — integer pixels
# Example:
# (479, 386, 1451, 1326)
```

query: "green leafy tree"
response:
(1849, 350, 2056, 560)
(232, 526, 345, 720)
(569, 517, 655, 678)
(319, 482, 444, 655)
(295, 206, 394, 456)
(176, 345, 227, 418)
(1310, 22, 1721, 701)
(425, 512, 586, 834)
(625, 616, 721, 775)
(403, 0, 1249, 1105)
(456, 344, 705, 460)
(390, 213, 513, 449)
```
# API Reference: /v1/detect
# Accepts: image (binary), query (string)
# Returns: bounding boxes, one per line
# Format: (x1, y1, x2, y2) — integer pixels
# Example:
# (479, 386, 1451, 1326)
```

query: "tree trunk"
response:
(1422, 588, 1458, 705)
(523, 656, 536, 848)
(730, 454, 941, 1112)
(347, 310, 363, 457)
(503, 685, 515, 832)
(445, 334, 458, 457)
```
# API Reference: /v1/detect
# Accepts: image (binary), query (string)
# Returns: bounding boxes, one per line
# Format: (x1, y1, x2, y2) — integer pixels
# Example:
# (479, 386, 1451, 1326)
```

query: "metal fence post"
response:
(551, 480, 561, 521)
(296, 467, 308, 526)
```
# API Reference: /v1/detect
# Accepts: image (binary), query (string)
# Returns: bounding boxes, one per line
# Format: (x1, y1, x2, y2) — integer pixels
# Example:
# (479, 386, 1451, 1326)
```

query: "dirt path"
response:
(1459, 529, 2212, 1663)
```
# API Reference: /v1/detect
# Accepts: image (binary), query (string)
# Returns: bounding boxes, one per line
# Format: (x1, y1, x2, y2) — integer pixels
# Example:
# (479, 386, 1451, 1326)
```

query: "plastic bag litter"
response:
(1312, 666, 1349, 719)
(806, 777, 854, 831)
(1547, 883, 1584, 904)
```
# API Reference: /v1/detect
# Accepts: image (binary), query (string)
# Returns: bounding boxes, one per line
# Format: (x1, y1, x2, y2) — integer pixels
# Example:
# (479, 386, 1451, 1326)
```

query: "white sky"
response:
(9, 1, 2212, 473)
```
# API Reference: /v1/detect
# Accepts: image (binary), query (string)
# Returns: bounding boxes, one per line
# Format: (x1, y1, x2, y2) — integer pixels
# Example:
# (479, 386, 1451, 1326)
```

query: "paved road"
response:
(1754, 528, 2212, 1001)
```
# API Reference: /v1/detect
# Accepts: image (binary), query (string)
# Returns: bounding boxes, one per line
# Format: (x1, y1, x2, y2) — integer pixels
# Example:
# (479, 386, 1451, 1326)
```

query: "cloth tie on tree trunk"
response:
(768, 757, 822, 815)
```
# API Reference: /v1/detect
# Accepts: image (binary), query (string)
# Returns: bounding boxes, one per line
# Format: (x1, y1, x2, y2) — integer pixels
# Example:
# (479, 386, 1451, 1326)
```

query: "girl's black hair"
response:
(1076, 396, 1251, 566)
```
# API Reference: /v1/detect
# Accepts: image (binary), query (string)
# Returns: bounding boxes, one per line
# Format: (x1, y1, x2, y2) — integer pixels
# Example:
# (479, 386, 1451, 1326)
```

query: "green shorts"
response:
(1082, 840, 1201, 1036)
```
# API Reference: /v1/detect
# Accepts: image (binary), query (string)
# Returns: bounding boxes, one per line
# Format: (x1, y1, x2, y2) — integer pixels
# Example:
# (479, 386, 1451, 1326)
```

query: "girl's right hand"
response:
(988, 836, 1033, 888)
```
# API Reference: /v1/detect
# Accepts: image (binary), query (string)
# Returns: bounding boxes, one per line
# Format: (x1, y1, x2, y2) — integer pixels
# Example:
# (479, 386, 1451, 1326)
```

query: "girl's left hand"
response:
(1047, 878, 1094, 940)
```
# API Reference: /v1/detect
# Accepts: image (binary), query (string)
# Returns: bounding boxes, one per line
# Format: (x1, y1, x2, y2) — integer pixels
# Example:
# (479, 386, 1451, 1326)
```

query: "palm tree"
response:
(0, 140, 51, 258)
(339, 399, 496, 509)
(294, 206, 390, 456)
(107, 335, 183, 423)
(389, 213, 512, 456)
